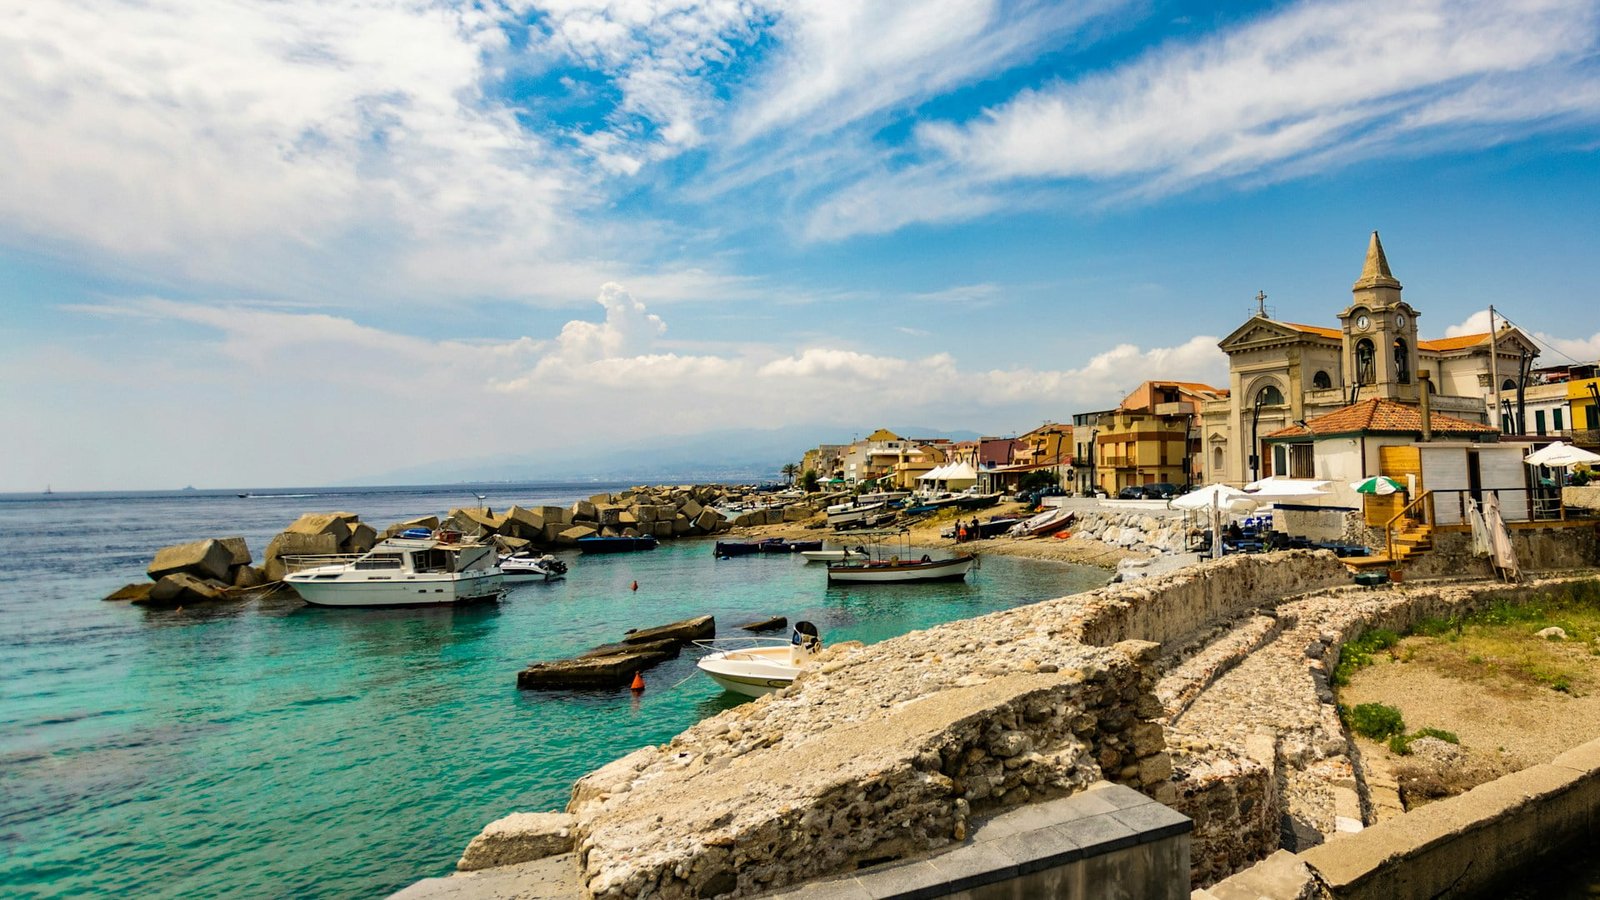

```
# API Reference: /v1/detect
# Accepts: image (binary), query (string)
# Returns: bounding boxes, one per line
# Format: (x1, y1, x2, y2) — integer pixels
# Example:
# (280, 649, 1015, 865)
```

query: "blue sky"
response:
(3, 0, 1599, 490)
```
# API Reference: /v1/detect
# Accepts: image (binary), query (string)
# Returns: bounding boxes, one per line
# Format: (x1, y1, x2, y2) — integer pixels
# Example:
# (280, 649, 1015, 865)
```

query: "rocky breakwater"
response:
(104, 536, 268, 606)
(517, 616, 716, 689)
(103, 511, 385, 605)
(430, 485, 821, 553)
(1068, 506, 1195, 555)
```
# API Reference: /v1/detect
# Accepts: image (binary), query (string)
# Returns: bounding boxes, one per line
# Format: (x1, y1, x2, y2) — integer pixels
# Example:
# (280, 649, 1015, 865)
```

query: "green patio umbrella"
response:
(1350, 475, 1404, 495)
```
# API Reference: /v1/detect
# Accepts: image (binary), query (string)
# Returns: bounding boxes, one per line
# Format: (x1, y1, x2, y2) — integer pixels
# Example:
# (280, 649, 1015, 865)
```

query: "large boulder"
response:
(556, 525, 597, 546)
(148, 539, 233, 582)
(382, 515, 439, 539)
(501, 506, 545, 540)
(104, 583, 153, 603)
(215, 536, 252, 566)
(141, 572, 228, 606)
(535, 505, 572, 527)
(231, 565, 267, 589)
(571, 500, 598, 522)
(693, 509, 722, 533)
(284, 513, 352, 544)
(679, 498, 704, 519)
(449, 507, 502, 534)
(263, 531, 340, 581)
(343, 522, 377, 554)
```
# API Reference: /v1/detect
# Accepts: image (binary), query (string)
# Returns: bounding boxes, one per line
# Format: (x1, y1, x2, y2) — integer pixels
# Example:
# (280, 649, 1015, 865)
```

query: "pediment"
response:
(1219, 316, 1339, 354)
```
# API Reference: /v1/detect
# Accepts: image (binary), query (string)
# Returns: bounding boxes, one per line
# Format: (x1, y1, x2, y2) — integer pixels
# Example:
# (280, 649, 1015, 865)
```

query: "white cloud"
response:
(1445, 310, 1600, 364)
(7, 285, 1227, 488)
(805, 0, 1600, 239)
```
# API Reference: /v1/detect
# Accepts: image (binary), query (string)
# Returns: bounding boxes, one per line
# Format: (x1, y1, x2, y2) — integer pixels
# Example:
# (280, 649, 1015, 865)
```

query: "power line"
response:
(1490, 309, 1586, 366)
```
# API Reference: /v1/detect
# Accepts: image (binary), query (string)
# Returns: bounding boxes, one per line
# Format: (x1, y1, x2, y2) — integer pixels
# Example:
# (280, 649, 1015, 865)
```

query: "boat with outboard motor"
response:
(499, 551, 568, 581)
(282, 529, 504, 607)
(694, 622, 822, 697)
(823, 528, 976, 583)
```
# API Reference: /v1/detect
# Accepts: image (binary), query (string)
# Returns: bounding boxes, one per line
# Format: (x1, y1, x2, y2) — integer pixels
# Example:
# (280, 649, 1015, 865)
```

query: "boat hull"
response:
(695, 646, 800, 697)
(799, 549, 868, 563)
(826, 555, 975, 584)
(287, 572, 504, 607)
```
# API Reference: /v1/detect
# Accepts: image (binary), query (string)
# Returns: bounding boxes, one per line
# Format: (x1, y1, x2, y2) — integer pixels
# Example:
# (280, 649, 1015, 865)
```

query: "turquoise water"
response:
(0, 485, 1108, 898)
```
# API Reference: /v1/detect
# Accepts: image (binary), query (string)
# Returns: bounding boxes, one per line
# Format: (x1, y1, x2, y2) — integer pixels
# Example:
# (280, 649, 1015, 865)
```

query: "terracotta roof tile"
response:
(1280, 321, 1343, 340)
(1417, 333, 1489, 352)
(1264, 398, 1497, 440)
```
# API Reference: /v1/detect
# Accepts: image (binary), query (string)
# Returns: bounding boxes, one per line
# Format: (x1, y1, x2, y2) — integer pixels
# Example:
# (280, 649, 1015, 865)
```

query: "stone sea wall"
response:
(448, 552, 1360, 898)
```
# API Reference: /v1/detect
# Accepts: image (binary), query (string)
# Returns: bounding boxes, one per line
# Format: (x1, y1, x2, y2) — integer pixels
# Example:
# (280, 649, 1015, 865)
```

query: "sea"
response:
(0, 483, 1112, 899)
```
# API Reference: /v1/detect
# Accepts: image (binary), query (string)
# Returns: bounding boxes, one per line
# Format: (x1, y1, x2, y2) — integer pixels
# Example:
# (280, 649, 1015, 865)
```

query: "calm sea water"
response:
(0, 484, 1108, 899)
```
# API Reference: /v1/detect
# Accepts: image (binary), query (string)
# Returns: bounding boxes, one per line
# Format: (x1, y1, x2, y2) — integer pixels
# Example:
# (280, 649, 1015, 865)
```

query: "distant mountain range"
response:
(344, 425, 984, 486)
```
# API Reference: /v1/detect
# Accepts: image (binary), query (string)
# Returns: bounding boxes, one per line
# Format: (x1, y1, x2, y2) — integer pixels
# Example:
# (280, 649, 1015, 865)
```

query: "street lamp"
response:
(1250, 388, 1270, 482)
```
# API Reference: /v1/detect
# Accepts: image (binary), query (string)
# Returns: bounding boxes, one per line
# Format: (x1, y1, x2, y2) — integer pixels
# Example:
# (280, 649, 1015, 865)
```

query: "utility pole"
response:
(1489, 306, 1501, 430)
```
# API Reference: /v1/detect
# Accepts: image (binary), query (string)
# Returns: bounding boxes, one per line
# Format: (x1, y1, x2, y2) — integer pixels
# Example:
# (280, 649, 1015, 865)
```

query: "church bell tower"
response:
(1337, 231, 1420, 401)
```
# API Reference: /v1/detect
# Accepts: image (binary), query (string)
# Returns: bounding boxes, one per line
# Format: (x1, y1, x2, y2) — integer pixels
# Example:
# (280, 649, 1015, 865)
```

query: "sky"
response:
(3, 0, 1600, 491)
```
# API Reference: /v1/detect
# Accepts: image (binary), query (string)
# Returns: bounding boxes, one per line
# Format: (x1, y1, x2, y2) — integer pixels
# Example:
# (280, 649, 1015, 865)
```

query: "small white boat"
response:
(499, 552, 568, 582)
(825, 554, 975, 584)
(1007, 507, 1075, 537)
(283, 531, 504, 607)
(825, 500, 888, 529)
(798, 547, 870, 563)
(695, 623, 822, 697)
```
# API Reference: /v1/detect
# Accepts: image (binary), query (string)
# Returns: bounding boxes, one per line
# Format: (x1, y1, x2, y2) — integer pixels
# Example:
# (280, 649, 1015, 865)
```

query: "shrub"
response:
(1333, 629, 1401, 686)
(1388, 727, 1460, 755)
(1344, 702, 1406, 740)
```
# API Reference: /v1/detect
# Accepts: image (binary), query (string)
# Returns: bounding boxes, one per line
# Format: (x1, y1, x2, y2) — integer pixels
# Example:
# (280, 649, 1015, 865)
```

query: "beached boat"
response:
(695, 623, 822, 697)
(825, 500, 888, 529)
(283, 532, 504, 607)
(499, 551, 568, 581)
(577, 535, 659, 553)
(825, 553, 975, 583)
(759, 538, 823, 553)
(798, 547, 870, 563)
(1007, 507, 1076, 536)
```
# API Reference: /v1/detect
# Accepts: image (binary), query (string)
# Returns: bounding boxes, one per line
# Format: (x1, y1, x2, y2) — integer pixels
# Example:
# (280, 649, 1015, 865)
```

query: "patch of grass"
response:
(1333, 629, 1401, 686)
(1342, 702, 1405, 740)
(1387, 726, 1461, 756)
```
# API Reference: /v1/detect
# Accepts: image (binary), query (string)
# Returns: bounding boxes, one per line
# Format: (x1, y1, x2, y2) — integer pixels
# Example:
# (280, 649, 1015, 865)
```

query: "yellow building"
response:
(1096, 381, 1222, 495)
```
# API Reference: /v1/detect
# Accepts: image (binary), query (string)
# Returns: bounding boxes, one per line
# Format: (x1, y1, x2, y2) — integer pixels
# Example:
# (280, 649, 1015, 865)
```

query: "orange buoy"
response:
(630, 671, 645, 692)
(631, 580, 639, 592)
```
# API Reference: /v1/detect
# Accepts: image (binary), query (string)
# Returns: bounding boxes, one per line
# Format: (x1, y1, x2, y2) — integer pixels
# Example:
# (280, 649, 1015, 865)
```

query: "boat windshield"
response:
(412, 548, 454, 573)
(354, 553, 404, 571)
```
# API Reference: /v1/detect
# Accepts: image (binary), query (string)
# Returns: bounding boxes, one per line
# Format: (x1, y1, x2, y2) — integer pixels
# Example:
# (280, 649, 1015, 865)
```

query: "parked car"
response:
(1142, 482, 1181, 500)
(1117, 486, 1145, 500)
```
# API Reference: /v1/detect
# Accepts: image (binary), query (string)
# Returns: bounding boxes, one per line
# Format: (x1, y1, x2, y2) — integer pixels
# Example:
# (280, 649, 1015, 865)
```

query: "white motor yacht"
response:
(283, 531, 504, 607)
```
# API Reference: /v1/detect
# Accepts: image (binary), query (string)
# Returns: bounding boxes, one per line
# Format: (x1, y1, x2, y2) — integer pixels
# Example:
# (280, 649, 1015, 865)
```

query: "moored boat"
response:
(798, 546, 870, 563)
(695, 622, 822, 697)
(499, 551, 568, 581)
(825, 553, 975, 584)
(825, 500, 888, 529)
(283, 533, 504, 607)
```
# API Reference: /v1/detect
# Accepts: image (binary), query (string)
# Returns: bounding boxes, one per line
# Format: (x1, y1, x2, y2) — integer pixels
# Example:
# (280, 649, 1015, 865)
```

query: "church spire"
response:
(1353, 230, 1402, 291)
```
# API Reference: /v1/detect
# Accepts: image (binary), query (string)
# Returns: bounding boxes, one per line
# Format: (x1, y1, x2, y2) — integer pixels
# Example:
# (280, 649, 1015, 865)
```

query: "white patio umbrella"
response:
(1244, 476, 1334, 499)
(1524, 442, 1600, 468)
(1171, 484, 1259, 559)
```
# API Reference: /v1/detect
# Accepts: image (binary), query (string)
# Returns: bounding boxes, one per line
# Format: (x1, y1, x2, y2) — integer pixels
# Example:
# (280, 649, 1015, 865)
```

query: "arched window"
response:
(1427, 379, 1436, 394)
(1213, 446, 1224, 472)
(1502, 378, 1517, 392)
(1312, 370, 1332, 390)
(1355, 339, 1376, 385)
(1393, 338, 1410, 384)
(1258, 384, 1284, 406)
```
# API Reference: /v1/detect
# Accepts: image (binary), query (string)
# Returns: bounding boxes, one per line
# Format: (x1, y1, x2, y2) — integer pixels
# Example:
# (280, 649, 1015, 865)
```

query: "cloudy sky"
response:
(4, 0, 1600, 490)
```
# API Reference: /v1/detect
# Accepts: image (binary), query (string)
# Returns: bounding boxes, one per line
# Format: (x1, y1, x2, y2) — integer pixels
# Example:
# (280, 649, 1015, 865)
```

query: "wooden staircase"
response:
(1344, 492, 1436, 573)
(1389, 516, 1433, 561)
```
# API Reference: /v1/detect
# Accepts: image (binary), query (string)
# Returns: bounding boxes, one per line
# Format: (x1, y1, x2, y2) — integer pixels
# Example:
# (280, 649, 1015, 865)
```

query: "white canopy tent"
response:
(1172, 484, 1261, 559)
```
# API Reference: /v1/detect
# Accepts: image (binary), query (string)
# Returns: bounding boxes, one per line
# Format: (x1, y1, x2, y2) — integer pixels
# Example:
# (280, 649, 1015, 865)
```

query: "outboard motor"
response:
(789, 620, 822, 664)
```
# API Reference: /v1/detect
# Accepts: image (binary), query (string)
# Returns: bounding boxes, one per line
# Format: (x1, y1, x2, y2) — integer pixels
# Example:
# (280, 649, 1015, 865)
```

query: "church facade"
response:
(1199, 232, 1539, 485)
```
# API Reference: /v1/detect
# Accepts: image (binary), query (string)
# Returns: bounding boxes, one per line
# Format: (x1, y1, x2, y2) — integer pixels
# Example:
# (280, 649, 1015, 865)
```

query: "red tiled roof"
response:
(1265, 398, 1498, 440)
(1280, 321, 1343, 340)
(1417, 332, 1489, 352)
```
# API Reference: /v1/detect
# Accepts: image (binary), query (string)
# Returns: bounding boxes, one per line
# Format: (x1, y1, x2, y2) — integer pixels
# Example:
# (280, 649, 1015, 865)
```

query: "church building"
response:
(1199, 232, 1539, 485)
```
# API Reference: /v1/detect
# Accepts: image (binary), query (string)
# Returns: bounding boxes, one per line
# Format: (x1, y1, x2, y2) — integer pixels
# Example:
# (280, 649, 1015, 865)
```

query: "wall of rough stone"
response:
(561, 636, 1175, 900)
(1069, 508, 1195, 555)
(1072, 551, 1352, 649)
(1168, 741, 1280, 888)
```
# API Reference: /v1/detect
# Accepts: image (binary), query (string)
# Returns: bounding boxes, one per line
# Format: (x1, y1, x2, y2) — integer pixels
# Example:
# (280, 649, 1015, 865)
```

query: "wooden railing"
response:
(1383, 490, 1435, 562)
